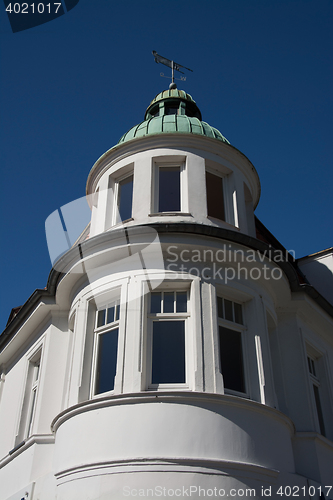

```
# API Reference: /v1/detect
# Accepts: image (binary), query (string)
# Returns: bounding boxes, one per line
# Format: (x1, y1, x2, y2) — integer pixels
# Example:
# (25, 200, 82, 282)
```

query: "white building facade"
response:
(0, 88, 332, 500)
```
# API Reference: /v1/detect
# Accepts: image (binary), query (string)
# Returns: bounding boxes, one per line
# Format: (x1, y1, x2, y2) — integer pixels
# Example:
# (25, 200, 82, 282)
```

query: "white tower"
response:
(0, 88, 332, 500)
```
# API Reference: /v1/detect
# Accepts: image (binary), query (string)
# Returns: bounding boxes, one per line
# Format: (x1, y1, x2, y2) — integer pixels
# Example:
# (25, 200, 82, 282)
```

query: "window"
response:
(26, 359, 40, 437)
(164, 101, 180, 115)
(152, 158, 187, 215)
(158, 166, 181, 212)
(307, 354, 326, 436)
(150, 105, 159, 117)
(116, 174, 133, 223)
(16, 350, 42, 443)
(206, 170, 225, 221)
(148, 291, 189, 387)
(92, 300, 120, 395)
(165, 106, 179, 115)
(217, 297, 246, 394)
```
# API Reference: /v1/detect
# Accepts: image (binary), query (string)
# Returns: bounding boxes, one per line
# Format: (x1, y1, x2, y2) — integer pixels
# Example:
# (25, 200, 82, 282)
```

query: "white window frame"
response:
(105, 165, 134, 229)
(206, 167, 227, 222)
(112, 171, 134, 225)
(25, 358, 40, 438)
(152, 159, 187, 214)
(216, 295, 248, 397)
(90, 298, 121, 398)
(146, 287, 191, 390)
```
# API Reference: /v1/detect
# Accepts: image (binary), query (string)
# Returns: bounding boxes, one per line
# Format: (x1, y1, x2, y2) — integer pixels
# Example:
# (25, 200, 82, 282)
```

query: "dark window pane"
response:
(206, 171, 225, 221)
(176, 292, 187, 312)
(163, 292, 174, 313)
(115, 301, 120, 321)
(152, 321, 185, 384)
(313, 385, 326, 436)
(308, 356, 316, 376)
(150, 292, 161, 313)
(309, 357, 316, 376)
(185, 105, 201, 119)
(95, 329, 118, 394)
(159, 167, 180, 212)
(224, 299, 233, 322)
(165, 106, 179, 115)
(307, 357, 311, 373)
(151, 106, 159, 117)
(217, 297, 224, 319)
(118, 175, 133, 222)
(234, 303, 243, 324)
(97, 309, 106, 328)
(219, 326, 245, 393)
(107, 305, 115, 324)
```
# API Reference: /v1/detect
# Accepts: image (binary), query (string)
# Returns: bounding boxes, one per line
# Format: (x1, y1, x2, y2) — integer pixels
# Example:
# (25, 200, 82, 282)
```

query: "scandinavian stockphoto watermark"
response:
(45, 191, 293, 306)
(165, 244, 295, 283)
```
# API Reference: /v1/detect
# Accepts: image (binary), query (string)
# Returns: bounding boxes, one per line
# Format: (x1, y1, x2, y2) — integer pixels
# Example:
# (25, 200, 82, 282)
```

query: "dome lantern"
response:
(118, 89, 230, 145)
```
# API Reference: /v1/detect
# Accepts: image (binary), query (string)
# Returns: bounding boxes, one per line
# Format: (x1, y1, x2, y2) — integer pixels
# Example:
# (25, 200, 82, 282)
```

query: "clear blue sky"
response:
(0, 0, 332, 331)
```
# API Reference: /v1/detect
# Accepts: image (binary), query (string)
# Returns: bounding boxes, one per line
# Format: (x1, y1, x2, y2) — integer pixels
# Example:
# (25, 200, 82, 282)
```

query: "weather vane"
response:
(152, 51, 193, 88)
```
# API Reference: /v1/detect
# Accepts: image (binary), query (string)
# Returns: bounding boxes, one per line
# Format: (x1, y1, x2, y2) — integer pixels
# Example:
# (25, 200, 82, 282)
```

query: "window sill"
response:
(148, 384, 189, 391)
(207, 216, 239, 230)
(110, 218, 134, 229)
(149, 212, 193, 217)
(294, 431, 333, 448)
(2, 434, 55, 467)
(91, 389, 115, 400)
(224, 389, 249, 399)
(9, 440, 25, 455)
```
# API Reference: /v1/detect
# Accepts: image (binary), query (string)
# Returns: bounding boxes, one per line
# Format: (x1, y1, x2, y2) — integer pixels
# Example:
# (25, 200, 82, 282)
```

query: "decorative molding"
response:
(51, 390, 294, 434)
(55, 456, 280, 482)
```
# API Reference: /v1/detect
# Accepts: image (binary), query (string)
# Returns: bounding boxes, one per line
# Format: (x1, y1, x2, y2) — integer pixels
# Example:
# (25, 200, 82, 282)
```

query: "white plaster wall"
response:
(293, 433, 333, 485)
(275, 313, 313, 431)
(0, 356, 27, 457)
(36, 316, 72, 434)
(0, 443, 56, 500)
(0, 312, 71, 500)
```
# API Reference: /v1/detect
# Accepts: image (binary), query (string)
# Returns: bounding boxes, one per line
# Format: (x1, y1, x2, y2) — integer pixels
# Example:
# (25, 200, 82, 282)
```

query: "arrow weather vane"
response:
(152, 51, 193, 87)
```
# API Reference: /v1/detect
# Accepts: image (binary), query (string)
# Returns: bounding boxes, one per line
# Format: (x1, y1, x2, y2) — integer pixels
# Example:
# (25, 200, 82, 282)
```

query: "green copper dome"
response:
(118, 89, 230, 145)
